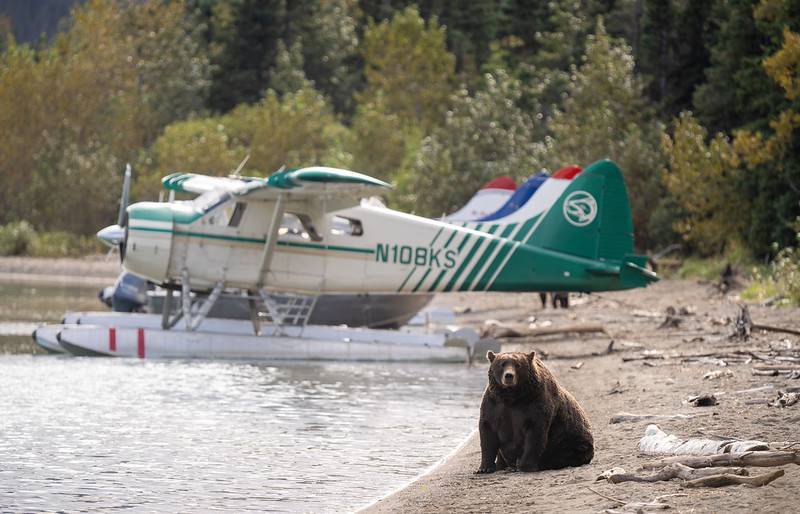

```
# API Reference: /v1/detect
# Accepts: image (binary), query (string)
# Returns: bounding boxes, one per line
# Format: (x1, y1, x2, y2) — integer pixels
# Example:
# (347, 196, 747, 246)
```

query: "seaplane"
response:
(35, 158, 657, 362)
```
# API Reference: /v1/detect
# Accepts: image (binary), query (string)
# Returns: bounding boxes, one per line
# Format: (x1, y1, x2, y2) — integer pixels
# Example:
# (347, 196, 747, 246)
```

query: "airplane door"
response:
(281, 213, 365, 293)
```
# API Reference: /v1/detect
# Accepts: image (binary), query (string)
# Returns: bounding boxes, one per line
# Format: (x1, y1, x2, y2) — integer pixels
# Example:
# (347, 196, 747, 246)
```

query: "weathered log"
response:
(587, 488, 683, 512)
(606, 463, 748, 484)
(544, 340, 616, 360)
(521, 324, 608, 337)
(609, 412, 714, 424)
(752, 323, 800, 337)
(753, 364, 800, 371)
(482, 323, 607, 339)
(681, 469, 785, 488)
(638, 425, 768, 455)
(729, 385, 775, 395)
(752, 369, 780, 376)
(642, 450, 800, 470)
(622, 350, 664, 362)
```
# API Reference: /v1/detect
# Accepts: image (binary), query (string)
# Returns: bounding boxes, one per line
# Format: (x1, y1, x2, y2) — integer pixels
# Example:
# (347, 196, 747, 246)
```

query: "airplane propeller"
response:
(97, 163, 131, 261)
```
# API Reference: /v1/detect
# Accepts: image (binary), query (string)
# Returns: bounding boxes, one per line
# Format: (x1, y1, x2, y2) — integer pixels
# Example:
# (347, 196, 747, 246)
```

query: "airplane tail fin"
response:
(528, 159, 658, 287)
(530, 159, 646, 263)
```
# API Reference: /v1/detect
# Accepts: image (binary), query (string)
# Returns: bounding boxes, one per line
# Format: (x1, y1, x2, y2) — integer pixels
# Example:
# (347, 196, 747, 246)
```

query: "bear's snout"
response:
(502, 365, 517, 386)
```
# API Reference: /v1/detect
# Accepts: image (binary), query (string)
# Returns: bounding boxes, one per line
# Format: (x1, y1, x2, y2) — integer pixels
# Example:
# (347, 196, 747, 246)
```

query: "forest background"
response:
(0, 0, 798, 300)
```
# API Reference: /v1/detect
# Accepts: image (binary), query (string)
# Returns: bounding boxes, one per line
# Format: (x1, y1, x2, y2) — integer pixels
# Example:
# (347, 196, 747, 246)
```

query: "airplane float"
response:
(37, 159, 657, 362)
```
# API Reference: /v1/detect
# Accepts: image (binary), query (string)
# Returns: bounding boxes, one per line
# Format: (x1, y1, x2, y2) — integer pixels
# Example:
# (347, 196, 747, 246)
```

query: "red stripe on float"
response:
(109, 327, 116, 352)
(137, 328, 145, 359)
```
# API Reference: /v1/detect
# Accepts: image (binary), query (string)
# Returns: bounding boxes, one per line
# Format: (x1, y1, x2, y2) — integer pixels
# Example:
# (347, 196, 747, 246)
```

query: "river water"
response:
(0, 282, 486, 512)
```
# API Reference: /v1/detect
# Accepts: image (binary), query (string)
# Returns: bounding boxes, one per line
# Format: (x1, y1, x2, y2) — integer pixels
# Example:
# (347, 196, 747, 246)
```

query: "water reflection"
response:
(0, 356, 485, 512)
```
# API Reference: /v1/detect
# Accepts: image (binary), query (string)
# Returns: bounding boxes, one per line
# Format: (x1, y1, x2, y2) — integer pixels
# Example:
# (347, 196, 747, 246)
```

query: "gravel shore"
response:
(0, 255, 119, 286)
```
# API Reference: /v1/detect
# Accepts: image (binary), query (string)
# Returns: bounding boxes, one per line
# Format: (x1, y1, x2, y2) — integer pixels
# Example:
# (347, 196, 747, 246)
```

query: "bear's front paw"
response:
(517, 463, 539, 473)
(475, 465, 496, 474)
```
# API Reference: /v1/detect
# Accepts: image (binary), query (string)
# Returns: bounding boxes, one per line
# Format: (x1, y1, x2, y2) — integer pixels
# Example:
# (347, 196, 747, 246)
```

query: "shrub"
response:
(28, 231, 103, 258)
(0, 221, 36, 255)
(772, 244, 800, 305)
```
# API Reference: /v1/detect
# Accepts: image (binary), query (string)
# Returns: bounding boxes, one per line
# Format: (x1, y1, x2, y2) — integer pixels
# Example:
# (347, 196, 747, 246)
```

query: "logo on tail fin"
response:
(563, 191, 597, 226)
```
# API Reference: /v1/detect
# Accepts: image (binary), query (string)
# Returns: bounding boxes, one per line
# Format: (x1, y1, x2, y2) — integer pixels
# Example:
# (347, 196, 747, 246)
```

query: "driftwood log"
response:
(681, 469, 785, 488)
(588, 488, 684, 513)
(609, 412, 714, 424)
(482, 323, 608, 339)
(641, 450, 800, 470)
(752, 323, 800, 337)
(604, 463, 748, 484)
(753, 364, 800, 371)
(638, 425, 768, 455)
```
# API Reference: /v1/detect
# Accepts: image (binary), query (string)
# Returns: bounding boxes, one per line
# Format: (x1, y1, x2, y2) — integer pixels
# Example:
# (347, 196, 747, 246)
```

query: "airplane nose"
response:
(97, 224, 125, 247)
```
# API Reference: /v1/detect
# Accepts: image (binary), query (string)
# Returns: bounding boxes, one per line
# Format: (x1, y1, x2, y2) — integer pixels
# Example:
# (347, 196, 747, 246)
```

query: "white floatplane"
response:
(39, 159, 656, 361)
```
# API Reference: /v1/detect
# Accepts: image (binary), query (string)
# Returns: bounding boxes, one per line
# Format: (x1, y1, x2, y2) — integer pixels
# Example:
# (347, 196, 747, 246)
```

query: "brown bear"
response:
(476, 350, 594, 473)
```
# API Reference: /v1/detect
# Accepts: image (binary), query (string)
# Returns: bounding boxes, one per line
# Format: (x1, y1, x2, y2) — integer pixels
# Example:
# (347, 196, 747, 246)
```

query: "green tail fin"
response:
(528, 159, 634, 261)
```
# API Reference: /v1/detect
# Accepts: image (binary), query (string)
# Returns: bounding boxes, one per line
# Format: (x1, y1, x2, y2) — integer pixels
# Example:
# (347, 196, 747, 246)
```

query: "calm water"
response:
(0, 282, 486, 512)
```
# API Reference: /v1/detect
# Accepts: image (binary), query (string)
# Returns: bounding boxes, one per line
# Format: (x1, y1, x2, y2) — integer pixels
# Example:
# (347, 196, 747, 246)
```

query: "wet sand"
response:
(363, 280, 800, 513)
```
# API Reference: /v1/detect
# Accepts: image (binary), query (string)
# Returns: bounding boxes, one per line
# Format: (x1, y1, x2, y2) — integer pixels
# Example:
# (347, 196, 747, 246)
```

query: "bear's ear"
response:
(527, 351, 536, 363)
(486, 351, 496, 363)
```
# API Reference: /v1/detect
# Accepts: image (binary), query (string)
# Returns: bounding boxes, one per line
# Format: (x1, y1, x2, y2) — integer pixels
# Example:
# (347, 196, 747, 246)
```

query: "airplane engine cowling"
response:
(123, 202, 173, 284)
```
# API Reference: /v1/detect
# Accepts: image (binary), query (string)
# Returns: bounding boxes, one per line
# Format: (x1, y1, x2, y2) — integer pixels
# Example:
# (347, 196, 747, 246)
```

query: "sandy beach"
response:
(363, 280, 800, 513)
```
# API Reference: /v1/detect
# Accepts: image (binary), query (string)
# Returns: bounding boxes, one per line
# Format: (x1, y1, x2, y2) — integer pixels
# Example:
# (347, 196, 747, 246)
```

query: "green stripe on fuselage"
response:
(128, 226, 373, 254)
(458, 224, 500, 291)
(426, 227, 462, 292)
(443, 228, 483, 292)
(474, 240, 514, 291)
(460, 239, 498, 291)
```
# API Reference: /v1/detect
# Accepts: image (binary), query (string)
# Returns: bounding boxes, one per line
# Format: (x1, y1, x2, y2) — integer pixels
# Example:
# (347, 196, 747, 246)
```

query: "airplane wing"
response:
(162, 167, 391, 199)
(239, 166, 391, 199)
(161, 173, 255, 195)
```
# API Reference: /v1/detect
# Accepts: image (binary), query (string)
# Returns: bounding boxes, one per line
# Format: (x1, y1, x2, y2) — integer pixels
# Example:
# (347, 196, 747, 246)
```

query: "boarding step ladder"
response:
(255, 290, 319, 329)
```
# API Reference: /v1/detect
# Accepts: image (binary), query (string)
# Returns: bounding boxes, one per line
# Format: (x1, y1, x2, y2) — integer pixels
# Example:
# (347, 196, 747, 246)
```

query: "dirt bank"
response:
(0, 255, 119, 286)
(364, 280, 800, 513)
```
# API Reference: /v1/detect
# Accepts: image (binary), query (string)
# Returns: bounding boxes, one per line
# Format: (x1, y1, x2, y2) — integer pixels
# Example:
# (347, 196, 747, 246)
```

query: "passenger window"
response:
(330, 216, 363, 237)
(279, 213, 323, 242)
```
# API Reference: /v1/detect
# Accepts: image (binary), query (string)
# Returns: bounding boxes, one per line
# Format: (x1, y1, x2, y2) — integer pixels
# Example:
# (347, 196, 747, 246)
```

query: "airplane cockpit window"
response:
(228, 202, 246, 227)
(279, 212, 322, 242)
(330, 216, 363, 237)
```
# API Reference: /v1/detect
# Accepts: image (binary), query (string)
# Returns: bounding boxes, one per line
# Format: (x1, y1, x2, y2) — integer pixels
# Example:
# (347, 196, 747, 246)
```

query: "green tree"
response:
(290, 0, 359, 114)
(661, 112, 743, 255)
(347, 99, 420, 182)
(359, 6, 455, 130)
(145, 87, 351, 198)
(732, 26, 800, 254)
(693, 0, 780, 133)
(539, 19, 666, 248)
(208, 0, 287, 112)
(268, 39, 312, 95)
(395, 71, 540, 216)
(0, 0, 210, 233)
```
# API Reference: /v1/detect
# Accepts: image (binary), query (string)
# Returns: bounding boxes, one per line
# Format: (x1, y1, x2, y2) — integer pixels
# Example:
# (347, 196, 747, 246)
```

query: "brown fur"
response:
(476, 351, 594, 473)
